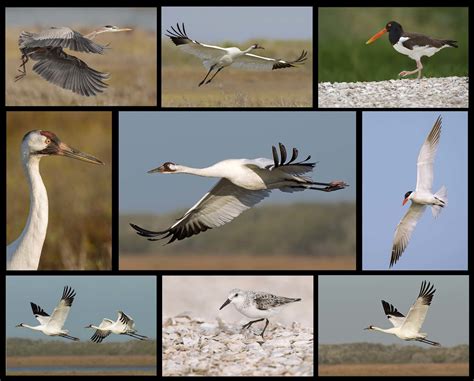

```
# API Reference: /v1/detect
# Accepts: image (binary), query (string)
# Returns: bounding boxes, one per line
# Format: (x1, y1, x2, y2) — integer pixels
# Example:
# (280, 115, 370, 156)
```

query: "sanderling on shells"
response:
(219, 288, 302, 338)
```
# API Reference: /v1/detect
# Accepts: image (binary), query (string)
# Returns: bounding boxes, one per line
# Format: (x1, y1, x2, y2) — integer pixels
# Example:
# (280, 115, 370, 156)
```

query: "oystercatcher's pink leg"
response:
(399, 60, 423, 79)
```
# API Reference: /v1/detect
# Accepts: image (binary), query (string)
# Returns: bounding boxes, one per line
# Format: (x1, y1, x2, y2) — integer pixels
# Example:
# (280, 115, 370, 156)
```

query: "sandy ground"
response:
(163, 276, 313, 328)
(163, 315, 313, 376)
(318, 76, 468, 108)
(319, 362, 469, 376)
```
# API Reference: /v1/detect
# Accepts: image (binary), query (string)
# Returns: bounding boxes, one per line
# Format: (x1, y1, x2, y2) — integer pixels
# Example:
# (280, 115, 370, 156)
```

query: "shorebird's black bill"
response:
(219, 299, 231, 310)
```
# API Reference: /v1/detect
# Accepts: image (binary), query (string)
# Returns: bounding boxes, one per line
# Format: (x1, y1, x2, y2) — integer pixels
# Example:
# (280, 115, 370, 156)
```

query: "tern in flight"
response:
(390, 116, 447, 267)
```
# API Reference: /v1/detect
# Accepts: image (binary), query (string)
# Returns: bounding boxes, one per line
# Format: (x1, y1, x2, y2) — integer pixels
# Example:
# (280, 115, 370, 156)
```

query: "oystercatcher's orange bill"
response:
(366, 27, 387, 44)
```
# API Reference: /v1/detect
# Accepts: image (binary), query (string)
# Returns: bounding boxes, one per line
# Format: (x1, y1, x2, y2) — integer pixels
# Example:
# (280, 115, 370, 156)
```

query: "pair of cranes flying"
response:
(15, 22, 307, 95)
(16, 286, 149, 343)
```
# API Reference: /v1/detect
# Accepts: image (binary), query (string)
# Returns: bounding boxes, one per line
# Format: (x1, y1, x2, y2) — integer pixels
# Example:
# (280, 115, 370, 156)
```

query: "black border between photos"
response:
(2, 2, 472, 380)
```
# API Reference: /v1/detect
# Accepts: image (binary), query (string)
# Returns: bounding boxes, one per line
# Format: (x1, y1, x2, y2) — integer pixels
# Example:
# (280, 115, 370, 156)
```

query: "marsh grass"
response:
(162, 39, 312, 107)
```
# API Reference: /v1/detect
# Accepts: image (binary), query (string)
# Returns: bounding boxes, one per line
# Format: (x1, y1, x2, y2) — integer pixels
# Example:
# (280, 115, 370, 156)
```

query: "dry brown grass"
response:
(318, 363, 469, 376)
(7, 355, 156, 376)
(162, 39, 312, 107)
(7, 112, 112, 270)
(6, 27, 157, 106)
(7, 355, 156, 367)
(120, 253, 354, 270)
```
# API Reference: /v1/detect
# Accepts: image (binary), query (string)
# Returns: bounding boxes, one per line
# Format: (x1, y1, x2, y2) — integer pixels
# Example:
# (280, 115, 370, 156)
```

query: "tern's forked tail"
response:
(432, 185, 448, 218)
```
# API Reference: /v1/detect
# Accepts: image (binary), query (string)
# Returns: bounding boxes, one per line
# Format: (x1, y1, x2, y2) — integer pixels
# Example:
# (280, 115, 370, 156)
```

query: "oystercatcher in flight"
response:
(366, 21, 458, 79)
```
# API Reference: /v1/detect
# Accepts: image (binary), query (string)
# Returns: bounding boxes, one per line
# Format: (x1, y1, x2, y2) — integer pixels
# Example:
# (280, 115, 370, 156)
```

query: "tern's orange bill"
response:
(366, 27, 387, 44)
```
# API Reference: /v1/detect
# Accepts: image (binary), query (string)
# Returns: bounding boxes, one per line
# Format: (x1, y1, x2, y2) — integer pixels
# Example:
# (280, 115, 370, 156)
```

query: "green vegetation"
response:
(7, 112, 112, 270)
(121, 202, 355, 256)
(319, 343, 469, 364)
(319, 8, 468, 82)
(162, 38, 312, 107)
(7, 338, 156, 356)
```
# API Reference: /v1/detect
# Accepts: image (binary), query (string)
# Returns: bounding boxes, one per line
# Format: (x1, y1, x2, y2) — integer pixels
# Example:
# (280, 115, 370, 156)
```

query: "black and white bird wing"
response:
(391, 203, 427, 267)
(401, 32, 455, 50)
(30, 302, 50, 325)
(90, 319, 112, 343)
(118, 311, 135, 330)
(45, 286, 76, 331)
(263, 142, 316, 175)
(165, 23, 227, 64)
(254, 292, 301, 310)
(19, 27, 106, 54)
(131, 178, 271, 244)
(232, 50, 308, 71)
(401, 281, 436, 334)
(381, 300, 405, 328)
(31, 48, 109, 96)
(415, 116, 442, 192)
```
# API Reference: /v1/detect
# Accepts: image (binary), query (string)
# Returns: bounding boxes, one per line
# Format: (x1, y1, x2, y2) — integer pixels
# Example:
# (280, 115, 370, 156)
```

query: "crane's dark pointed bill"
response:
(56, 143, 104, 165)
(219, 298, 231, 310)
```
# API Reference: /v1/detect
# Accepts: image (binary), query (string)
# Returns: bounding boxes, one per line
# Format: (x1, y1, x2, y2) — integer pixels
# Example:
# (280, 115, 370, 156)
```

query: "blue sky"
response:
(119, 112, 356, 214)
(162, 7, 312, 43)
(319, 276, 469, 347)
(363, 112, 467, 270)
(6, 276, 156, 342)
(6, 7, 156, 31)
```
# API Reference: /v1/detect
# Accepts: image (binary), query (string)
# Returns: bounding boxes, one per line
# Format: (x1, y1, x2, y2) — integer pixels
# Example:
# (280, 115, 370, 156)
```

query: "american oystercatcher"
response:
(366, 21, 458, 79)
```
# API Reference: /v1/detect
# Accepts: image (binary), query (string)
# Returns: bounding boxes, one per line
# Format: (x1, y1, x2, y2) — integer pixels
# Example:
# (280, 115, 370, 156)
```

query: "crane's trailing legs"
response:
(198, 64, 216, 87)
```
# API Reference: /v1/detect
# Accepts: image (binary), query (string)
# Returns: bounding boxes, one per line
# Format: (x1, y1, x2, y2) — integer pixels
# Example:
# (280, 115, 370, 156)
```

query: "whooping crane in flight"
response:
(165, 23, 308, 86)
(390, 116, 447, 267)
(16, 286, 79, 341)
(85, 311, 149, 343)
(7, 130, 104, 271)
(15, 25, 132, 96)
(365, 281, 441, 346)
(130, 143, 348, 244)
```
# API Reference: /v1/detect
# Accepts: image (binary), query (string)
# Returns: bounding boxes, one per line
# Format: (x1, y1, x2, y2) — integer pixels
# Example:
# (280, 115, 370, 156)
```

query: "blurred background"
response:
(319, 7, 468, 82)
(162, 7, 312, 107)
(6, 276, 156, 375)
(7, 112, 112, 270)
(119, 112, 356, 270)
(6, 7, 157, 106)
(363, 112, 467, 270)
(163, 276, 313, 328)
(318, 276, 469, 376)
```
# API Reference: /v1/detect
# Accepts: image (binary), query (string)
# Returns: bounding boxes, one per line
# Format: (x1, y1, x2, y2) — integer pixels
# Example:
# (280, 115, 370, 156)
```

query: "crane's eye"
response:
(234, 293, 238, 297)
(45, 138, 51, 144)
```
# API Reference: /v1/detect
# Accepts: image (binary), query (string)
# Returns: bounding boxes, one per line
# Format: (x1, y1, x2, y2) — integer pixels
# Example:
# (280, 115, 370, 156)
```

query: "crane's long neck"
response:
(242, 46, 255, 54)
(7, 156, 48, 270)
(174, 164, 223, 178)
(370, 326, 395, 335)
(19, 324, 43, 331)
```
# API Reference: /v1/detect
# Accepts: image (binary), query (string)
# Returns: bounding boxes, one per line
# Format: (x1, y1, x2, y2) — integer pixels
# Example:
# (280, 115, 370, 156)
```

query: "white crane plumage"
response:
(166, 23, 308, 86)
(85, 311, 149, 343)
(130, 143, 348, 244)
(7, 130, 103, 270)
(365, 281, 440, 346)
(390, 116, 447, 267)
(16, 286, 79, 341)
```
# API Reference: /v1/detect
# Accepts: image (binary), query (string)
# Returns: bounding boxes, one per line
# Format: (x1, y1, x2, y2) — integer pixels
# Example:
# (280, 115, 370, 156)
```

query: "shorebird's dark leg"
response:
(260, 319, 270, 338)
(14, 54, 29, 82)
(242, 318, 265, 330)
(205, 66, 224, 84)
(199, 64, 216, 87)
